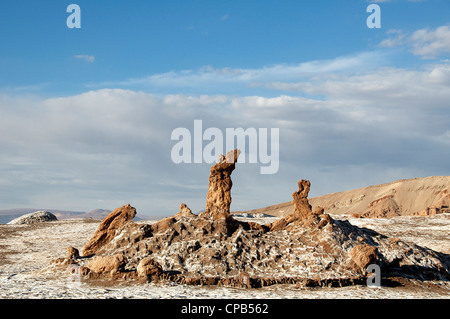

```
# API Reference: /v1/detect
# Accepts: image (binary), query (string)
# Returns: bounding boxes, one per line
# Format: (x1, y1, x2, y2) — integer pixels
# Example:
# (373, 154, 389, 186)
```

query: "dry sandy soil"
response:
(0, 214, 449, 299)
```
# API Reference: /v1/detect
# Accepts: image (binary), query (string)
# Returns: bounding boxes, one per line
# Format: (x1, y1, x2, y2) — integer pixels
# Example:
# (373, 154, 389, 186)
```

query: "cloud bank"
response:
(1, 59, 450, 214)
(380, 25, 450, 59)
(97, 51, 388, 94)
(2, 24, 449, 215)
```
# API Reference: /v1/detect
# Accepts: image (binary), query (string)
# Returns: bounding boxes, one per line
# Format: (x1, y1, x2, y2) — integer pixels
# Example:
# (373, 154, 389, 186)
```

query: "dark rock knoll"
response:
(7, 211, 57, 225)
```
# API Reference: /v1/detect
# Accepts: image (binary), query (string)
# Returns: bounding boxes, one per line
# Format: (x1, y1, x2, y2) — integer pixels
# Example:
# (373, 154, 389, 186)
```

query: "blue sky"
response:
(0, 1, 449, 216)
(1, 0, 447, 96)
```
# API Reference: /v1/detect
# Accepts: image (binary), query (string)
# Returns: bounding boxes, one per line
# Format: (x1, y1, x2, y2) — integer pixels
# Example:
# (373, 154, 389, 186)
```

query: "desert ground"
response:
(1, 213, 449, 299)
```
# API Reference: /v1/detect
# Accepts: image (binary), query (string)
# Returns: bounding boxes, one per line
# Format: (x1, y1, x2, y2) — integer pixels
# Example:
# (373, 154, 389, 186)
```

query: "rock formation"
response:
(50, 151, 450, 288)
(7, 211, 57, 225)
(66, 246, 79, 260)
(412, 193, 450, 216)
(201, 149, 241, 221)
(174, 203, 196, 219)
(291, 179, 313, 218)
(82, 203, 136, 256)
(354, 195, 401, 218)
(87, 255, 127, 275)
(349, 244, 378, 269)
(242, 176, 450, 219)
(58, 193, 448, 287)
(137, 257, 163, 282)
(267, 179, 331, 231)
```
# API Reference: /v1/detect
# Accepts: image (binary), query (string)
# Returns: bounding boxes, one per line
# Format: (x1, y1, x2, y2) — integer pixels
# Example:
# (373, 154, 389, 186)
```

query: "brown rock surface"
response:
(87, 254, 127, 274)
(268, 179, 328, 231)
(202, 149, 241, 220)
(137, 257, 163, 282)
(358, 195, 401, 218)
(82, 204, 136, 256)
(151, 216, 176, 234)
(412, 193, 450, 216)
(350, 244, 378, 269)
(174, 203, 196, 219)
(414, 207, 444, 216)
(292, 179, 313, 219)
(66, 246, 79, 260)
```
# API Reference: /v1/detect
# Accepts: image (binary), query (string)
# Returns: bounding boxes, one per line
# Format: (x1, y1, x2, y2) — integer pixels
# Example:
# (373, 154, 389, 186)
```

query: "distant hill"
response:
(0, 207, 156, 224)
(234, 176, 450, 218)
(74, 209, 112, 220)
(0, 208, 85, 224)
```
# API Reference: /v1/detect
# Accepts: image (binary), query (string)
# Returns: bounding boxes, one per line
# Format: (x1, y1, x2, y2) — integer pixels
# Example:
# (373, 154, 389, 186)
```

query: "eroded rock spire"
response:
(201, 149, 241, 220)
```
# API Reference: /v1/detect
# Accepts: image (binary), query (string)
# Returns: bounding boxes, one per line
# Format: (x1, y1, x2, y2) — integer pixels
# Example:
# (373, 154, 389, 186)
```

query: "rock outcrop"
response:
(7, 211, 57, 225)
(267, 179, 331, 231)
(350, 244, 378, 269)
(137, 257, 163, 282)
(66, 246, 80, 260)
(413, 206, 449, 216)
(412, 193, 450, 216)
(241, 176, 450, 218)
(51, 151, 450, 288)
(87, 255, 127, 275)
(291, 179, 313, 219)
(82, 204, 136, 256)
(174, 203, 196, 219)
(62, 195, 448, 286)
(201, 149, 241, 221)
(354, 195, 401, 218)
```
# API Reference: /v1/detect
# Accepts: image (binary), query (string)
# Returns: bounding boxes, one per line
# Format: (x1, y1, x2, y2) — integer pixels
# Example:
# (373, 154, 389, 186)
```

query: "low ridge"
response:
(237, 176, 450, 218)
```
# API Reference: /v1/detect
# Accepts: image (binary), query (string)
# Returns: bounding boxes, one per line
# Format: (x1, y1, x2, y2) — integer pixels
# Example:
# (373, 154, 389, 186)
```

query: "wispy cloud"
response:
(379, 29, 405, 48)
(98, 51, 387, 92)
(380, 25, 450, 59)
(73, 55, 95, 63)
(410, 25, 450, 58)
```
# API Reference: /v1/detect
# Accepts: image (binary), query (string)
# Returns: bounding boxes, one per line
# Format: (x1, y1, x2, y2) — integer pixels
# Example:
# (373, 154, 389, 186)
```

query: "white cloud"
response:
(380, 25, 450, 59)
(73, 55, 95, 63)
(2, 57, 450, 215)
(409, 26, 450, 58)
(101, 51, 386, 92)
(379, 29, 405, 48)
(2, 45, 450, 215)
